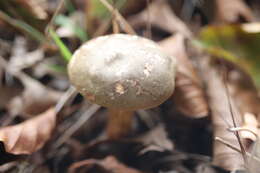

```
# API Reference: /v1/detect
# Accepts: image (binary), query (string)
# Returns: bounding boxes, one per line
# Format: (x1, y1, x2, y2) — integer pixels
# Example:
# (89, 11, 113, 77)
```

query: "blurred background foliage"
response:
(199, 24, 260, 87)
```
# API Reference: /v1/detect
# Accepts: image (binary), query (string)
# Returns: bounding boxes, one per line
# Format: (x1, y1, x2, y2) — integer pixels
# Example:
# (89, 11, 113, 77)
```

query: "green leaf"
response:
(48, 64, 67, 73)
(49, 28, 72, 62)
(199, 23, 260, 87)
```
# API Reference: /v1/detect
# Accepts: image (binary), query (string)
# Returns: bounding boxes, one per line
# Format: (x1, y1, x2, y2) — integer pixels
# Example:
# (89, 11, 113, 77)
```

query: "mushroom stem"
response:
(107, 109, 134, 139)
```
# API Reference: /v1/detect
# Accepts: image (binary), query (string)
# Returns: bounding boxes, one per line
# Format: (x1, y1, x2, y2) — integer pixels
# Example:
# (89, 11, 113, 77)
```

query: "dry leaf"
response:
(0, 83, 23, 108)
(0, 107, 56, 155)
(198, 58, 244, 171)
(0, 66, 24, 108)
(0, 39, 11, 57)
(247, 133, 260, 173)
(159, 34, 208, 118)
(135, 125, 173, 154)
(9, 36, 44, 71)
(68, 156, 143, 173)
(227, 69, 260, 142)
(9, 48, 44, 71)
(204, 0, 254, 23)
(16, 0, 48, 19)
(8, 74, 61, 116)
(240, 112, 258, 141)
(0, 48, 61, 115)
(128, 0, 192, 37)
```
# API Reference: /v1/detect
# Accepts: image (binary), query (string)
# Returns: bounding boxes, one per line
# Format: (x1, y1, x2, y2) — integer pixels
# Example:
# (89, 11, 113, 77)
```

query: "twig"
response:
(98, 0, 136, 35)
(145, 0, 152, 39)
(221, 65, 248, 164)
(53, 104, 100, 149)
(229, 127, 258, 140)
(215, 137, 260, 163)
(197, 56, 245, 170)
(111, 0, 119, 34)
(45, 0, 65, 37)
(55, 86, 77, 118)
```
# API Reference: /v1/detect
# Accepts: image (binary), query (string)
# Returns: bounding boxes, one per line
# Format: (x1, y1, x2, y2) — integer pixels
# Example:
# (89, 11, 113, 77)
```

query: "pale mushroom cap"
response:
(68, 34, 177, 110)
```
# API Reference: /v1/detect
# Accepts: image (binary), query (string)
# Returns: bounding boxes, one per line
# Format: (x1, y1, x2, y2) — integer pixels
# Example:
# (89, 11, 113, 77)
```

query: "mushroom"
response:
(68, 34, 177, 138)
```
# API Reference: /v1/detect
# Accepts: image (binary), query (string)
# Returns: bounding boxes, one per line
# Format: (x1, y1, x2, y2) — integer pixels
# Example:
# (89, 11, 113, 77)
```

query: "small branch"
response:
(98, 0, 136, 35)
(145, 0, 152, 39)
(53, 104, 100, 149)
(215, 137, 260, 163)
(111, 0, 119, 34)
(44, 0, 65, 37)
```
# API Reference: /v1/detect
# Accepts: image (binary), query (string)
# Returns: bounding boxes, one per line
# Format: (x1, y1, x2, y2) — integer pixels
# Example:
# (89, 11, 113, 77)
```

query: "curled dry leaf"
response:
(0, 107, 56, 155)
(159, 34, 208, 118)
(69, 156, 143, 173)
(240, 112, 258, 141)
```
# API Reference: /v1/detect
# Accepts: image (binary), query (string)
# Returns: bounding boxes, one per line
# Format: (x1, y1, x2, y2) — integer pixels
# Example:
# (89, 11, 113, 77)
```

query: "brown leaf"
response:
(0, 52, 61, 116)
(208, 0, 254, 23)
(198, 58, 245, 171)
(128, 0, 192, 37)
(16, 0, 48, 19)
(227, 69, 260, 142)
(134, 124, 173, 153)
(240, 112, 258, 141)
(68, 156, 143, 173)
(159, 34, 209, 118)
(8, 75, 61, 116)
(0, 107, 56, 155)
(0, 39, 11, 57)
(0, 68, 24, 108)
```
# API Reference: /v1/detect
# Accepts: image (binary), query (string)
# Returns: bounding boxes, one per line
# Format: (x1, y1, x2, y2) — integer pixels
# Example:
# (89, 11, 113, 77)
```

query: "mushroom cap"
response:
(68, 34, 177, 110)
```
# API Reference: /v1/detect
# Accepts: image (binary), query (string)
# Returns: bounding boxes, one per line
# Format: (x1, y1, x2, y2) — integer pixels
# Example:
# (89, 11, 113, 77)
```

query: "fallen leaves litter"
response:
(128, 0, 192, 37)
(14, 0, 48, 19)
(7, 75, 61, 116)
(227, 69, 260, 142)
(199, 23, 260, 87)
(159, 34, 209, 118)
(198, 58, 244, 171)
(214, 0, 254, 23)
(68, 156, 143, 173)
(0, 107, 56, 155)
